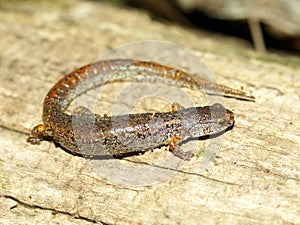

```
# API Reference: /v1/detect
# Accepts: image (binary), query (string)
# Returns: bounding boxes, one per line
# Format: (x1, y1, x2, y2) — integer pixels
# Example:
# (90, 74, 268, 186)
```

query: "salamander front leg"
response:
(168, 136, 193, 160)
(171, 102, 184, 112)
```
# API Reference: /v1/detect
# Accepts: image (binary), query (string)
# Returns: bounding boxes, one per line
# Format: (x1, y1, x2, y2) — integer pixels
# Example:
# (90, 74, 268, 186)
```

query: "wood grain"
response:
(0, 0, 299, 224)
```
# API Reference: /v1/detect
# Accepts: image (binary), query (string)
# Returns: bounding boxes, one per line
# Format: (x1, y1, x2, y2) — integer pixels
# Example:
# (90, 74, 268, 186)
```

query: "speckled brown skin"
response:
(27, 59, 250, 160)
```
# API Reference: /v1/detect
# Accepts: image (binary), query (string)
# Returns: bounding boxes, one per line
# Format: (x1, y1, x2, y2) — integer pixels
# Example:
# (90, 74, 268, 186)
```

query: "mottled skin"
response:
(27, 59, 253, 160)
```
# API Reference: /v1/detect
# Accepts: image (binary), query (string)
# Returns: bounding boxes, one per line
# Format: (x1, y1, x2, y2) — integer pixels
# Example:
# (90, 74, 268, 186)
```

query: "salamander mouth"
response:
(226, 109, 235, 125)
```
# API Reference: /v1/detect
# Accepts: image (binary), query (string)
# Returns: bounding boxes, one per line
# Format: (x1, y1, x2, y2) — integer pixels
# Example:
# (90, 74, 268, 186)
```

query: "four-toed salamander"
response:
(27, 59, 254, 160)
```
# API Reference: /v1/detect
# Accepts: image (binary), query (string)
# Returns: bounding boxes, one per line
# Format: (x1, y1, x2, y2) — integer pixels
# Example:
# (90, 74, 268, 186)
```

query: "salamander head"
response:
(204, 103, 234, 134)
(181, 103, 234, 138)
(212, 103, 234, 128)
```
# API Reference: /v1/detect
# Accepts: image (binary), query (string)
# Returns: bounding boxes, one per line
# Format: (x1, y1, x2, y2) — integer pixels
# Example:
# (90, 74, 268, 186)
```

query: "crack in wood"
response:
(1, 195, 102, 224)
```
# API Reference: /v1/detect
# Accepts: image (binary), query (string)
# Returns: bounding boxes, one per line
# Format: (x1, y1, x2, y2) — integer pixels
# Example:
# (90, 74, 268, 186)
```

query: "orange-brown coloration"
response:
(27, 59, 252, 160)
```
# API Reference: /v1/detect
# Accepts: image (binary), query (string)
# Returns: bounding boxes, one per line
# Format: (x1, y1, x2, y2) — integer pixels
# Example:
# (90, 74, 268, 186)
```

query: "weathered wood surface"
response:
(0, 1, 299, 224)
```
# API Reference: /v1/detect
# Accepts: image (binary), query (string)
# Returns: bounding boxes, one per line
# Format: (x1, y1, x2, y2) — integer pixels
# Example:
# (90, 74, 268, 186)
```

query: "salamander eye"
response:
(217, 118, 227, 126)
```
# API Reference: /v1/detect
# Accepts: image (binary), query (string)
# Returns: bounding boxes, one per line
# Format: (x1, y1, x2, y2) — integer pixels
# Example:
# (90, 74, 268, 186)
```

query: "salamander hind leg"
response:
(168, 136, 193, 160)
(27, 124, 53, 145)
